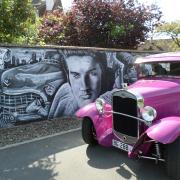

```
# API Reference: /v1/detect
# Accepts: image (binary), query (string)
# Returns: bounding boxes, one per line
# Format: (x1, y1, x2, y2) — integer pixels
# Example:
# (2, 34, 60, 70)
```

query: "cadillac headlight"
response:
(95, 98, 105, 114)
(141, 106, 157, 125)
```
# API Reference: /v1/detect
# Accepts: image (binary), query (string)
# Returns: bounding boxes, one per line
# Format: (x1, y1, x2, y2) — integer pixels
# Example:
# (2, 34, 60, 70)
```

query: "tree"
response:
(109, 0, 162, 48)
(38, 0, 162, 49)
(0, 0, 37, 44)
(38, 9, 78, 45)
(156, 21, 180, 48)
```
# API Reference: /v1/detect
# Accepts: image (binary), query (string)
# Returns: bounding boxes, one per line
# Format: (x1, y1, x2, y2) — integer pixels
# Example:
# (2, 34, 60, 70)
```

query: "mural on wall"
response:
(0, 46, 150, 128)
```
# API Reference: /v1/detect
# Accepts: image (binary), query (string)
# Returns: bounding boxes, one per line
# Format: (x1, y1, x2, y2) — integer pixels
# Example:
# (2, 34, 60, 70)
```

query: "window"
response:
(139, 62, 180, 78)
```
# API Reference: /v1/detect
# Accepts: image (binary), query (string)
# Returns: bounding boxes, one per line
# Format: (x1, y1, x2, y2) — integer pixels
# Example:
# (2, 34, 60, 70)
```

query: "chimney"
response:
(45, 0, 55, 11)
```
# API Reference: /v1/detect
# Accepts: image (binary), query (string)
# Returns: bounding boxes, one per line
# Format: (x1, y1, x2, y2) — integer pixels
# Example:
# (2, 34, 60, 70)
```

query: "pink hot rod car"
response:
(76, 52, 180, 180)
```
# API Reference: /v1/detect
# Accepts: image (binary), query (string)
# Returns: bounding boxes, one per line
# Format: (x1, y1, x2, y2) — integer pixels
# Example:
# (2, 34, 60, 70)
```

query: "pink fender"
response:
(76, 103, 101, 123)
(146, 117, 180, 144)
(76, 103, 113, 146)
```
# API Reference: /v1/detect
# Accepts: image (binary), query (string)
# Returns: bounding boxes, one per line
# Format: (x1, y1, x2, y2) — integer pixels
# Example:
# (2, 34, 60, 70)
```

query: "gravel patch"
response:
(0, 117, 81, 147)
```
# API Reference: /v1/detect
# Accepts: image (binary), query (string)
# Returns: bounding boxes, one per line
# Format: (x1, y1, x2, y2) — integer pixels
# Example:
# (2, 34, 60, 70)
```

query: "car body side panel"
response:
(146, 117, 180, 144)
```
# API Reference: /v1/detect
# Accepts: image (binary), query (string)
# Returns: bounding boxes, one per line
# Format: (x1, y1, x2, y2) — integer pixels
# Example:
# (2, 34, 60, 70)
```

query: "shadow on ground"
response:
(0, 130, 84, 180)
(86, 145, 170, 180)
(0, 130, 171, 180)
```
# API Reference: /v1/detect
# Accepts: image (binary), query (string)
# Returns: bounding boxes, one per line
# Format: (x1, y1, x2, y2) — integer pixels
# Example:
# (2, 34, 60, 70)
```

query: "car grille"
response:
(112, 90, 138, 138)
(0, 93, 43, 127)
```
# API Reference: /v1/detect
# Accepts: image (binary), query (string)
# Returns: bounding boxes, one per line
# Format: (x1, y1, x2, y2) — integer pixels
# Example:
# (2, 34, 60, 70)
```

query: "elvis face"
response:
(66, 55, 102, 108)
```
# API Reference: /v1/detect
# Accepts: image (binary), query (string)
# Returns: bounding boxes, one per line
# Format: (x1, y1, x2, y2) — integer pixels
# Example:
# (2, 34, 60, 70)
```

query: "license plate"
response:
(112, 139, 133, 152)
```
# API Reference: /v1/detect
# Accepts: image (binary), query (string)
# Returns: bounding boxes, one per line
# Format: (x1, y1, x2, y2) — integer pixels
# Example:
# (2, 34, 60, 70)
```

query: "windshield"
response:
(139, 62, 180, 78)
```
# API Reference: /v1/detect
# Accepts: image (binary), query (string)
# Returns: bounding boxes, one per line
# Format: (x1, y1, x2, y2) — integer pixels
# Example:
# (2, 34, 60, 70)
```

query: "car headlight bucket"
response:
(137, 96, 144, 109)
(141, 106, 157, 123)
(128, 90, 144, 108)
(95, 98, 105, 114)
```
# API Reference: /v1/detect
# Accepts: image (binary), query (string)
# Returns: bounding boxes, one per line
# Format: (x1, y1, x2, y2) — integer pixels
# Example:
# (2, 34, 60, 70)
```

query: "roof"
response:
(32, 0, 62, 16)
(32, 0, 43, 5)
(137, 39, 179, 51)
(135, 52, 180, 64)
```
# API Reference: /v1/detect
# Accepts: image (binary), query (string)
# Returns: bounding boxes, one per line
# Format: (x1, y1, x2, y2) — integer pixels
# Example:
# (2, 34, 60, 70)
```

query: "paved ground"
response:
(0, 130, 170, 180)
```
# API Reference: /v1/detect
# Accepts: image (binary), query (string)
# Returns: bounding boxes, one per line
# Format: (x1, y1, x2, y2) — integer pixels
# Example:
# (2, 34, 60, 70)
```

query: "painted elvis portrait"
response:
(0, 47, 138, 128)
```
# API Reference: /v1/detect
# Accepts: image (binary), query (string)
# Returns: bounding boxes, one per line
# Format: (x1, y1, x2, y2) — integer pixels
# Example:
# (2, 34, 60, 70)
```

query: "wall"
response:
(0, 45, 159, 128)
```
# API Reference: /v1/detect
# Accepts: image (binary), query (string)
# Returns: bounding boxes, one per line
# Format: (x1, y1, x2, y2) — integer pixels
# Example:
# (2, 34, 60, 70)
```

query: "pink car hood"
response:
(128, 77, 180, 118)
(128, 77, 180, 98)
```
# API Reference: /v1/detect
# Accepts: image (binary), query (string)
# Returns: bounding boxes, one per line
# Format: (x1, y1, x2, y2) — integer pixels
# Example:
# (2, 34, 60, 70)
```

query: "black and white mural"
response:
(0, 46, 151, 128)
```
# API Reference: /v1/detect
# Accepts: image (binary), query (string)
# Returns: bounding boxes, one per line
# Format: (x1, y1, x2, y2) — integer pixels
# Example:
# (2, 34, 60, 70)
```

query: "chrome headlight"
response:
(95, 98, 105, 114)
(141, 106, 157, 125)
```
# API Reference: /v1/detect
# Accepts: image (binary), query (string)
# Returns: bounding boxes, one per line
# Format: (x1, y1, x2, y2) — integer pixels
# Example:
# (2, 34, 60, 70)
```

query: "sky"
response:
(61, 0, 180, 23)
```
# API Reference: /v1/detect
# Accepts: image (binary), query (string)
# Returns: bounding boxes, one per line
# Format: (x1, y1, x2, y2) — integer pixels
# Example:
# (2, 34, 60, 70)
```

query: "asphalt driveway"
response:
(0, 129, 170, 180)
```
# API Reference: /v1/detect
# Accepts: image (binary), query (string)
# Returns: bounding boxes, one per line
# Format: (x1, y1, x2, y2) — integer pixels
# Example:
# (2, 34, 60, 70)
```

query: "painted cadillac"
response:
(0, 61, 65, 128)
(76, 52, 180, 180)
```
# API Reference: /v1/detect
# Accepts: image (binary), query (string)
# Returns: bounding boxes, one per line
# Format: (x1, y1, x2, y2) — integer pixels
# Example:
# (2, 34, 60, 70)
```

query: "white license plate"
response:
(112, 139, 133, 152)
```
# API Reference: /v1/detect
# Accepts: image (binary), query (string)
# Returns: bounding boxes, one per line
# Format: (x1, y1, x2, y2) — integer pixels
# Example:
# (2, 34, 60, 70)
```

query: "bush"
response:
(0, 0, 38, 44)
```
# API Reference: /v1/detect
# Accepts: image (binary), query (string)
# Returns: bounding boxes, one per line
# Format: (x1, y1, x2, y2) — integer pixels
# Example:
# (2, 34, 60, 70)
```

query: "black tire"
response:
(81, 117, 97, 145)
(166, 138, 180, 180)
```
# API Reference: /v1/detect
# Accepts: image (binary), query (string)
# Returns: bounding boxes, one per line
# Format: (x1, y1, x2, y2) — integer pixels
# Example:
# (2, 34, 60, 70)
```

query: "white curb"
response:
(0, 128, 81, 151)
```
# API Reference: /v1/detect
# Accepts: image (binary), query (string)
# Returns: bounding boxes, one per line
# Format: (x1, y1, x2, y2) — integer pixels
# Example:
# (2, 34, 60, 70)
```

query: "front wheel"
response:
(166, 138, 180, 180)
(81, 117, 97, 145)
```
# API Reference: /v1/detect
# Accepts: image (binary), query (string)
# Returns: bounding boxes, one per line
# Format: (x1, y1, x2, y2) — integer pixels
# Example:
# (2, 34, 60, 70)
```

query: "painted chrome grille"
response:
(0, 93, 42, 127)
